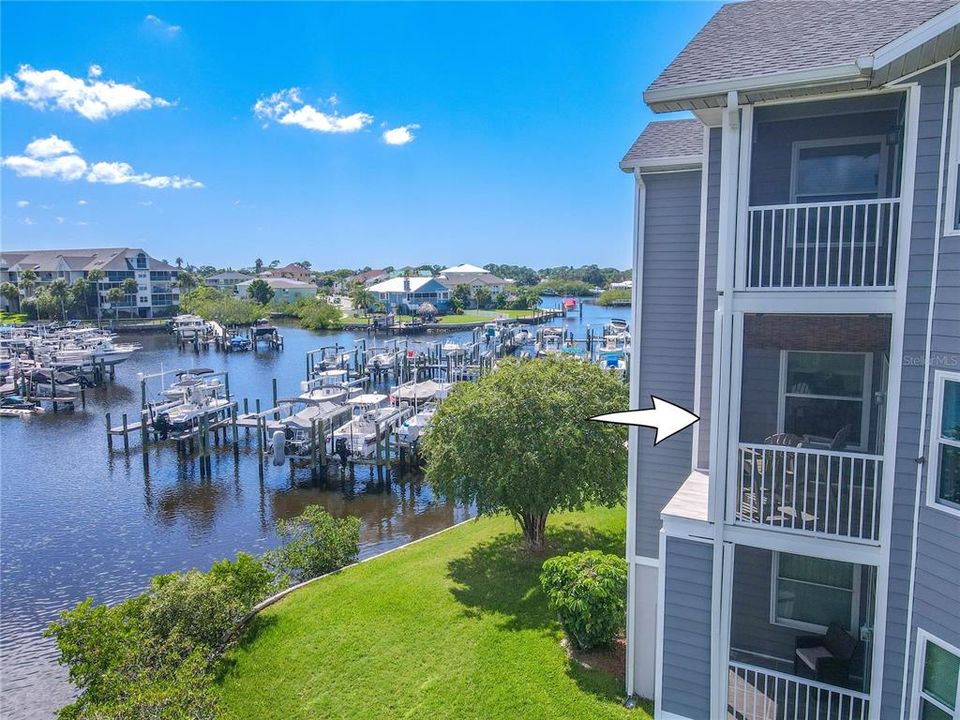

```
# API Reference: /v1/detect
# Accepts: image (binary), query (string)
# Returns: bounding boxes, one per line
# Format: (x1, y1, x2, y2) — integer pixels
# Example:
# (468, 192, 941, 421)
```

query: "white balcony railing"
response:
(728, 662, 869, 720)
(736, 444, 883, 542)
(744, 199, 899, 289)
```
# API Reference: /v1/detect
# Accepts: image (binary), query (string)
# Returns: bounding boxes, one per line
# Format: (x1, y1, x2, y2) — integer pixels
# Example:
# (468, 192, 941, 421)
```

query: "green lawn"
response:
(216, 507, 650, 720)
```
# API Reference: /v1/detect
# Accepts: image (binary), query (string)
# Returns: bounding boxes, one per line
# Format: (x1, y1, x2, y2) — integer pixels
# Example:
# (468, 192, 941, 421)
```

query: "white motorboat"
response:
(331, 394, 398, 457)
(397, 404, 437, 445)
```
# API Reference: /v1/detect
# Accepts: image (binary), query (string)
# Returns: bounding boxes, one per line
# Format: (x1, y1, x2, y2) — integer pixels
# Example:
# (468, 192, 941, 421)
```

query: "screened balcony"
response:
(740, 93, 905, 290)
(727, 545, 876, 720)
(733, 314, 890, 542)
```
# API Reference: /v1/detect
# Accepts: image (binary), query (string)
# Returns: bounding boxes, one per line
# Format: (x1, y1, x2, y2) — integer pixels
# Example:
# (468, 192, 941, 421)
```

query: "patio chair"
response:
(802, 423, 852, 451)
(794, 622, 859, 687)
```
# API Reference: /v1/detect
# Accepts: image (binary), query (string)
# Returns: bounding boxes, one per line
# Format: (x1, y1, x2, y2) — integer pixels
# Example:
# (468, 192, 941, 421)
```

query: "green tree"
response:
(121, 277, 139, 296)
(87, 268, 105, 321)
(175, 257, 184, 269)
(49, 278, 70, 321)
(294, 298, 343, 330)
(473, 287, 491, 310)
(0, 282, 20, 312)
(246, 278, 274, 305)
(452, 284, 472, 309)
(254, 258, 264, 274)
(106, 287, 124, 322)
(17, 269, 38, 321)
(174, 272, 198, 293)
(71, 278, 91, 318)
(422, 356, 628, 550)
(349, 284, 375, 316)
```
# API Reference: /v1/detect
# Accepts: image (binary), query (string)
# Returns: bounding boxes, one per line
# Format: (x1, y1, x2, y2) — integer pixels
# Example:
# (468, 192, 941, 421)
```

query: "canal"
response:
(0, 302, 630, 718)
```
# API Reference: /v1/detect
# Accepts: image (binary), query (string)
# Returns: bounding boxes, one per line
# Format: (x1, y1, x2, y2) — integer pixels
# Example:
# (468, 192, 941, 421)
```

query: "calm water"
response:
(0, 301, 629, 718)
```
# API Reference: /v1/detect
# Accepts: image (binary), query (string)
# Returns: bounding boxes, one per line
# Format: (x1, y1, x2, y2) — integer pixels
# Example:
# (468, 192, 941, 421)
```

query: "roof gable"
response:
(620, 119, 704, 171)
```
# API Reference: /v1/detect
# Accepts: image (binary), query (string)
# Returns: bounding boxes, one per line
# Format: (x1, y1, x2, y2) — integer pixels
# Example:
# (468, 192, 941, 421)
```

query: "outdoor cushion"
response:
(796, 646, 833, 671)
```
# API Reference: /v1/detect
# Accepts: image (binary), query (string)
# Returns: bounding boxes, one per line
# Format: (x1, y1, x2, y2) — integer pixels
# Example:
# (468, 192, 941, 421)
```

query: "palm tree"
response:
(17, 269, 38, 321)
(254, 258, 264, 275)
(174, 272, 198, 293)
(175, 257, 184, 269)
(71, 278, 90, 318)
(350, 284, 375, 317)
(48, 278, 70, 321)
(0, 282, 20, 312)
(473, 287, 491, 311)
(87, 268, 105, 323)
(105, 287, 124, 323)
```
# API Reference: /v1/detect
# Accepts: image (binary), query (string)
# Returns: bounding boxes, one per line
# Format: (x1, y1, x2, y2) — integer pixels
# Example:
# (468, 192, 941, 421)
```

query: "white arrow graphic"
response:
(589, 395, 700, 446)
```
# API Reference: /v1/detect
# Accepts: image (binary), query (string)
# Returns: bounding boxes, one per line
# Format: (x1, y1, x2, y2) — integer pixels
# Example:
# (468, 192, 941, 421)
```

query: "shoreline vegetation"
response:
(596, 288, 631, 307)
(216, 506, 648, 720)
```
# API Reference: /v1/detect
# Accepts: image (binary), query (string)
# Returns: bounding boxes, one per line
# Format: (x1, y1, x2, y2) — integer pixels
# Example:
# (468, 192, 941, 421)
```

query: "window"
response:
(779, 351, 872, 449)
(791, 137, 885, 203)
(945, 91, 960, 236)
(913, 632, 960, 720)
(771, 552, 859, 633)
(929, 372, 960, 515)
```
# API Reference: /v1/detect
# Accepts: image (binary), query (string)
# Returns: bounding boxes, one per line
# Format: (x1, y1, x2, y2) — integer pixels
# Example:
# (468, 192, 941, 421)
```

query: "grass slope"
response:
(217, 507, 650, 720)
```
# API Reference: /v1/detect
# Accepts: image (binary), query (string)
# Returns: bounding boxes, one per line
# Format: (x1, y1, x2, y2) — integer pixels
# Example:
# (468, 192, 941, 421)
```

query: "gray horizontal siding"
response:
(907, 53, 960, 712)
(634, 169, 703, 558)
(883, 63, 950, 718)
(661, 537, 713, 719)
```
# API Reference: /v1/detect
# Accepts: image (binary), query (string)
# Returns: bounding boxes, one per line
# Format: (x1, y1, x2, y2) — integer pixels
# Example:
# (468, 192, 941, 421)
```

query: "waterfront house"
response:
(237, 277, 317, 302)
(205, 271, 252, 294)
(340, 269, 389, 291)
(259, 262, 313, 284)
(438, 264, 512, 296)
(367, 276, 451, 313)
(621, 2, 960, 719)
(0, 247, 181, 318)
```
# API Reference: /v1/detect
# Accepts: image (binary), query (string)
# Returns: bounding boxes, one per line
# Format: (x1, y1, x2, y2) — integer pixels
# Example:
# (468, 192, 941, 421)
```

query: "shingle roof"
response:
(439, 271, 509, 287)
(238, 277, 315, 289)
(647, 0, 956, 97)
(440, 263, 488, 274)
(620, 119, 704, 170)
(0, 248, 175, 273)
(369, 276, 448, 293)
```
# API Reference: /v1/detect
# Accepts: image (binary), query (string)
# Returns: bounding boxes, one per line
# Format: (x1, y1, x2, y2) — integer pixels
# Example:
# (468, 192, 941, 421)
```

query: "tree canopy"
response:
(421, 356, 628, 549)
(246, 278, 275, 305)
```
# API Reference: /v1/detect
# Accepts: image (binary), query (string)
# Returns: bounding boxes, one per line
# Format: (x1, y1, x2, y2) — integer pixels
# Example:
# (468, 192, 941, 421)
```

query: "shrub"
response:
(145, 553, 276, 650)
(45, 553, 274, 718)
(266, 505, 361, 583)
(539, 550, 628, 650)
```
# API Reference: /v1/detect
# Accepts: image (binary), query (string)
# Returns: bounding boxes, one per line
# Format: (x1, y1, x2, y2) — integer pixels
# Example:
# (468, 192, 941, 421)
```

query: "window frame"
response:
(912, 629, 960, 720)
(769, 551, 861, 635)
(778, 350, 873, 451)
(790, 135, 888, 204)
(927, 370, 960, 519)
(943, 90, 960, 237)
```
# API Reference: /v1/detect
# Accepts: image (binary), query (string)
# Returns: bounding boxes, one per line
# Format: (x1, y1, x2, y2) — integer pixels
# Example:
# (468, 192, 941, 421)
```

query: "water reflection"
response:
(0, 302, 629, 718)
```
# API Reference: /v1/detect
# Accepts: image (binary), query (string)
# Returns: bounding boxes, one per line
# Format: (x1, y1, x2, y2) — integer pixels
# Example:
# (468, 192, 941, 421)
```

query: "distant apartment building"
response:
(0, 247, 180, 318)
(368, 276, 451, 313)
(237, 276, 317, 302)
(260, 262, 313, 284)
(622, 3, 960, 720)
(205, 271, 252, 294)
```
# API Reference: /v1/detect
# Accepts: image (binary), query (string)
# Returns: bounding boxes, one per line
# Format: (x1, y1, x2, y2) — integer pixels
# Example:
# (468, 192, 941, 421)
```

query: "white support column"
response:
(710, 91, 743, 720)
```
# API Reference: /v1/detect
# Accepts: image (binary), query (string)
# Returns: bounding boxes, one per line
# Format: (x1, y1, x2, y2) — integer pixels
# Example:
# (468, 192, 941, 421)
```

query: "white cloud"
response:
(145, 14, 182, 34)
(140, 200, 154, 206)
(1, 134, 203, 189)
(254, 88, 373, 134)
(383, 124, 420, 146)
(25, 134, 78, 159)
(23, 217, 34, 225)
(17, 200, 29, 208)
(87, 161, 203, 189)
(56, 216, 64, 224)
(0, 64, 171, 121)
(77, 199, 88, 206)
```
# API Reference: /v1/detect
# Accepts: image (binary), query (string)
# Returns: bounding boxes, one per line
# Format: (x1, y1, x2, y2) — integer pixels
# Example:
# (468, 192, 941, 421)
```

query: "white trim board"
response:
(925, 370, 960, 519)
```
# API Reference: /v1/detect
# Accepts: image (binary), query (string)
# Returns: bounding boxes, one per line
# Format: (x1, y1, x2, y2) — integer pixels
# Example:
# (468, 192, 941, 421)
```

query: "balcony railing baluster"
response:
(744, 198, 899, 289)
(735, 443, 883, 542)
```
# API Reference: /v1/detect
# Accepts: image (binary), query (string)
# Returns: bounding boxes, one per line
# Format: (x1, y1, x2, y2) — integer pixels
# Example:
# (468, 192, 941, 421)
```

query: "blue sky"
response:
(1, 2, 720, 270)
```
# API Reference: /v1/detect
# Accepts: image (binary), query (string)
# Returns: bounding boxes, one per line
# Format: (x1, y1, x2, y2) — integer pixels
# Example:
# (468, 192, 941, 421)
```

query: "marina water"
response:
(0, 302, 630, 718)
